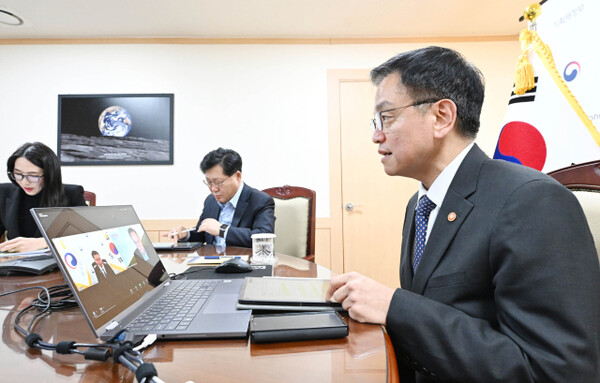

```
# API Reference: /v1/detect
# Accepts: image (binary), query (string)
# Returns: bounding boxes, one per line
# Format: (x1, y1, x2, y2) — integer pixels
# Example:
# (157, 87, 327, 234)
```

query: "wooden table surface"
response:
(0, 245, 398, 382)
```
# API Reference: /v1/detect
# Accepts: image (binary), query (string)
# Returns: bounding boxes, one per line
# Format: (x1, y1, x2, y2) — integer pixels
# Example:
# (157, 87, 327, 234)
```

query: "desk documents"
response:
(237, 277, 344, 311)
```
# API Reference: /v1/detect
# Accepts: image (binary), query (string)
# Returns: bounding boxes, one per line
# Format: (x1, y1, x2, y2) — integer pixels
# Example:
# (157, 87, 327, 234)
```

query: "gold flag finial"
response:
(523, 3, 542, 23)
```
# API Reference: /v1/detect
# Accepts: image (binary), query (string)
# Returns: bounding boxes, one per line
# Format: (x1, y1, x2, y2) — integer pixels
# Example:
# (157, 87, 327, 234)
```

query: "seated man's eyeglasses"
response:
(370, 99, 440, 132)
(203, 174, 233, 189)
(8, 172, 44, 183)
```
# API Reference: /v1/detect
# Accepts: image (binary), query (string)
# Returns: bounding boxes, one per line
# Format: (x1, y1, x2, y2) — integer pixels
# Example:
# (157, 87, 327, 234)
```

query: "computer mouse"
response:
(215, 258, 253, 273)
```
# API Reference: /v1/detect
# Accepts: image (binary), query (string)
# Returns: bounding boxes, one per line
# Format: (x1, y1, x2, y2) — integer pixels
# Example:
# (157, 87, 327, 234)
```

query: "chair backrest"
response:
(548, 160, 600, 258)
(83, 191, 96, 206)
(262, 185, 315, 261)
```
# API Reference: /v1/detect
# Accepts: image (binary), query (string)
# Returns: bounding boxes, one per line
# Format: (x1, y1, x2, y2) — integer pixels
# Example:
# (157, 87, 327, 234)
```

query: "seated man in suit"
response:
(326, 46, 599, 382)
(128, 227, 150, 262)
(170, 148, 275, 248)
(91, 250, 115, 281)
(127, 227, 154, 276)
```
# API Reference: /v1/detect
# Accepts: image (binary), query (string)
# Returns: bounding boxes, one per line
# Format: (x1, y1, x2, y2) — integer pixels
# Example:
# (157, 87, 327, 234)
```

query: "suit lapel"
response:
(205, 198, 220, 219)
(400, 194, 418, 290)
(231, 184, 250, 227)
(410, 145, 487, 294)
(203, 197, 221, 244)
(5, 187, 21, 238)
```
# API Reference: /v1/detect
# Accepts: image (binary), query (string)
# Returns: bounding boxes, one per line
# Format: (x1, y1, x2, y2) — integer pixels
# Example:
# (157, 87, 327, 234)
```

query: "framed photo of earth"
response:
(58, 93, 174, 165)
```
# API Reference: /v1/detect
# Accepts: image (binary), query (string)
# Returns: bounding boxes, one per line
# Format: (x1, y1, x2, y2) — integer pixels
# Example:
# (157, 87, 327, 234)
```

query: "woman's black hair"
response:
(6, 142, 68, 207)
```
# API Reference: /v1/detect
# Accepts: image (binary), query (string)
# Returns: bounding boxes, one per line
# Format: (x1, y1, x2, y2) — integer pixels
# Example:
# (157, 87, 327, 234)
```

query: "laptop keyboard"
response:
(128, 280, 219, 332)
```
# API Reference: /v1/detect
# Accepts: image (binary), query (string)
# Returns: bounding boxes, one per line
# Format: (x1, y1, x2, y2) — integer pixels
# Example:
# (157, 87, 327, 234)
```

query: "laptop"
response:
(31, 205, 251, 341)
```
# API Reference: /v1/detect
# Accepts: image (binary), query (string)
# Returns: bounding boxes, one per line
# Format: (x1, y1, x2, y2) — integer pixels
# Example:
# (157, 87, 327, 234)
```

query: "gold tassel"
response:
(510, 2, 600, 148)
(514, 29, 535, 95)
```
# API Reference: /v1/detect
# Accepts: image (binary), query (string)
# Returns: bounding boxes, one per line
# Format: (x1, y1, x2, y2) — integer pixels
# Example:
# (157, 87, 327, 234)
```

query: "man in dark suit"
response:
(91, 250, 115, 281)
(170, 148, 274, 248)
(327, 46, 600, 382)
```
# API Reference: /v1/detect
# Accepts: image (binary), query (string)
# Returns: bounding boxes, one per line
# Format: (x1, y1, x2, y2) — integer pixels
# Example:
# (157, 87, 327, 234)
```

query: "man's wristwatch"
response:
(219, 224, 229, 238)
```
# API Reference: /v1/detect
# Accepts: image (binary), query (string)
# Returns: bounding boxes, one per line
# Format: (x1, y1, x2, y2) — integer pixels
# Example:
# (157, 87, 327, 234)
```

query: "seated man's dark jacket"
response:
(0, 183, 86, 239)
(187, 184, 275, 248)
(92, 259, 116, 280)
(388, 145, 600, 383)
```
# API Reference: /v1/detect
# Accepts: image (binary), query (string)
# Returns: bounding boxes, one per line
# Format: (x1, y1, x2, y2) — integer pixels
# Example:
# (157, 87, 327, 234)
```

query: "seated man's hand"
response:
(327, 271, 394, 325)
(0, 237, 47, 253)
(198, 218, 221, 237)
(165, 226, 188, 242)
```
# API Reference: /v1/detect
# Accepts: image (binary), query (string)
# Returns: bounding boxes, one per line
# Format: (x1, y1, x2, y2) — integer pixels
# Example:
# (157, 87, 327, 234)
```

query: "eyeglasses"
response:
(8, 172, 44, 183)
(370, 99, 440, 132)
(203, 174, 233, 189)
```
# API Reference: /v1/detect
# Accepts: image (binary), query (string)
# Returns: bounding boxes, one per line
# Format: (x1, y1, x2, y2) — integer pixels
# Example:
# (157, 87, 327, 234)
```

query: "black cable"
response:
(170, 266, 217, 279)
(1, 284, 164, 382)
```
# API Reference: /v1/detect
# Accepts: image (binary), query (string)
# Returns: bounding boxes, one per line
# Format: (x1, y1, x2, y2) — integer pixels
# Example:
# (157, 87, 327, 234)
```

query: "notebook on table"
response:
(31, 205, 251, 341)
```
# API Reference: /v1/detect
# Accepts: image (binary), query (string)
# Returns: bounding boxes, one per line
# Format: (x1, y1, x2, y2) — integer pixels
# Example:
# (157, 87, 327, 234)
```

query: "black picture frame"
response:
(58, 93, 174, 166)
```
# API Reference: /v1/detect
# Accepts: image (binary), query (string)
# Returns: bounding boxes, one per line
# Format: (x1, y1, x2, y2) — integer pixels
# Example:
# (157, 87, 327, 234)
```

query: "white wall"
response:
(0, 41, 519, 220)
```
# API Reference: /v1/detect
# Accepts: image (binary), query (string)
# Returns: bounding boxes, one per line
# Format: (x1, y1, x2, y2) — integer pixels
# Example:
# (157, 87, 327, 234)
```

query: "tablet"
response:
(152, 242, 204, 251)
(237, 277, 343, 311)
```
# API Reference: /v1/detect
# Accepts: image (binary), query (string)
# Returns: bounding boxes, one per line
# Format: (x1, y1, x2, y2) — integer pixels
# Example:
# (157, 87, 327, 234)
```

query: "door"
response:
(329, 70, 418, 288)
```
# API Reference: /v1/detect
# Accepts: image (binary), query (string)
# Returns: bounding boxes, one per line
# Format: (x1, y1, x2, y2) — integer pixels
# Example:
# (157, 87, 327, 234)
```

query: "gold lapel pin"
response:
(448, 212, 457, 222)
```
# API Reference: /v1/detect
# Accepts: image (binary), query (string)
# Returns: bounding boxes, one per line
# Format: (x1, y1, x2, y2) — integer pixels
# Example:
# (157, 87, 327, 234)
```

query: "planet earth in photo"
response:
(98, 106, 132, 137)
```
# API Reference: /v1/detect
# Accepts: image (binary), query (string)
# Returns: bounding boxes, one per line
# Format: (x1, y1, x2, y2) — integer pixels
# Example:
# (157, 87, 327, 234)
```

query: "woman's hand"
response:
(0, 237, 48, 253)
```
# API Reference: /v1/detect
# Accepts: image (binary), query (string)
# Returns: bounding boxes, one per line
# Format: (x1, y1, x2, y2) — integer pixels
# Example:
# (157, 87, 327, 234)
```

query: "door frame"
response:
(327, 69, 372, 275)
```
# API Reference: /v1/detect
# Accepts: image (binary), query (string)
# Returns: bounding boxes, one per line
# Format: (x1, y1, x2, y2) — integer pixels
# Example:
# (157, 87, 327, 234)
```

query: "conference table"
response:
(0, 245, 399, 382)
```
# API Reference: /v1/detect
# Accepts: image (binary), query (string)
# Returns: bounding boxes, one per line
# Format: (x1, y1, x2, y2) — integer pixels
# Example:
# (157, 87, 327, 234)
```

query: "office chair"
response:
(548, 160, 600, 259)
(262, 185, 316, 262)
(83, 191, 96, 206)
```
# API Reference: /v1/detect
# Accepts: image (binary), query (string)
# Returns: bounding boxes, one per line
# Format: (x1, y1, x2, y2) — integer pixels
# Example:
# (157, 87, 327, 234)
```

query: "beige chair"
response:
(83, 190, 96, 206)
(548, 160, 600, 259)
(262, 185, 316, 262)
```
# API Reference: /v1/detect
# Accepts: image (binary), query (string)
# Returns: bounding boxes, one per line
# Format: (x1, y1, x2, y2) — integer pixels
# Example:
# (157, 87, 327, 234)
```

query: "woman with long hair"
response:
(0, 142, 87, 252)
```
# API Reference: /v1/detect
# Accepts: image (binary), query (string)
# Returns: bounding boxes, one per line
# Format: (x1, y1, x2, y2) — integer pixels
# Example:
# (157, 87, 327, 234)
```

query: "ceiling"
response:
(0, 0, 536, 40)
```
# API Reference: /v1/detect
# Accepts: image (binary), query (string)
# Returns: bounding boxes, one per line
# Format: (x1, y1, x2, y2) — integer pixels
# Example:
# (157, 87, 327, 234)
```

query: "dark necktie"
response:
(413, 195, 436, 272)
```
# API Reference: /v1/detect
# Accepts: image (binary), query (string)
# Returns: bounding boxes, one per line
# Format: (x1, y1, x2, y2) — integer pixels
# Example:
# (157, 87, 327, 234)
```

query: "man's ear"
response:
(432, 99, 458, 139)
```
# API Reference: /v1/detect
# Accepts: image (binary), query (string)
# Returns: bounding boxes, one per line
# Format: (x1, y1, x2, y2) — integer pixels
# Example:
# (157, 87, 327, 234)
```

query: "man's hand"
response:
(165, 226, 188, 242)
(0, 237, 47, 253)
(198, 218, 221, 237)
(326, 271, 395, 324)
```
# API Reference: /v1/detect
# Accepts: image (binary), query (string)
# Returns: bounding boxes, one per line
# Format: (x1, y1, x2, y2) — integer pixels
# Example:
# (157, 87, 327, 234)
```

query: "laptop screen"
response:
(31, 205, 169, 332)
